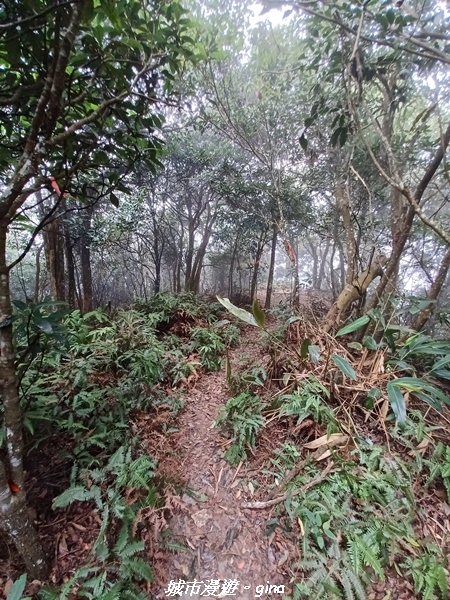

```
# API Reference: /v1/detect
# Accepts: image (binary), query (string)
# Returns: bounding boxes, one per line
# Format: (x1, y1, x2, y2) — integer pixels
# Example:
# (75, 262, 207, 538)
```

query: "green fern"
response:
(216, 392, 264, 463)
(405, 545, 449, 600)
(279, 375, 336, 425)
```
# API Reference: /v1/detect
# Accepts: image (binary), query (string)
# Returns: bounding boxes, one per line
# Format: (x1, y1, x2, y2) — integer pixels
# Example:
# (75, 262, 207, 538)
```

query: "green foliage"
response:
(215, 322, 241, 347)
(42, 444, 157, 599)
(216, 296, 260, 327)
(273, 430, 449, 600)
(136, 292, 223, 327)
(190, 327, 225, 371)
(279, 376, 335, 426)
(6, 574, 29, 600)
(405, 544, 449, 600)
(0, 294, 233, 595)
(0, 0, 197, 193)
(338, 310, 450, 423)
(216, 392, 264, 464)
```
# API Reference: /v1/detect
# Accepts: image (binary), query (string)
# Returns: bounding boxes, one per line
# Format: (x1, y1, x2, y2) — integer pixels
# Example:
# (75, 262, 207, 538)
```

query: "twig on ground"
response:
(266, 438, 346, 500)
(241, 462, 336, 510)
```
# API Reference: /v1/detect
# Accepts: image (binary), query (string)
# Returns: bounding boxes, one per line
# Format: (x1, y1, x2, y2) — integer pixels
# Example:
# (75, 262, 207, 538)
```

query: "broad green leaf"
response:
(387, 382, 406, 426)
(386, 359, 414, 373)
(362, 335, 378, 351)
(394, 377, 450, 406)
(35, 317, 53, 334)
(300, 338, 311, 358)
(212, 319, 231, 328)
(12, 300, 27, 310)
(331, 354, 357, 380)
(6, 574, 27, 600)
(413, 391, 442, 411)
(308, 345, 320, 364)
(336, 315, 370, 336)
(431, 369, 450, 381)
(252, 297, 266, 328)
(216, 296, 258, 327)
(286, 316, 302, 325)
(431, 355, 450, 372)
(347, 342, 363, 351)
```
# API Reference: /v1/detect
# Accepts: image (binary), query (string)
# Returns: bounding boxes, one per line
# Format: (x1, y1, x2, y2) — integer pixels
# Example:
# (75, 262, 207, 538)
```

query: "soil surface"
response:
(153, 327, 296, 600)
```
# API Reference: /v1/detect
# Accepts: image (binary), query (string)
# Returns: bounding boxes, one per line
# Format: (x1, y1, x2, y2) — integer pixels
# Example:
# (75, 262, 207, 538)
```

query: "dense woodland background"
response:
(7, 0, 450, 330)
(1, 0, 450, 599)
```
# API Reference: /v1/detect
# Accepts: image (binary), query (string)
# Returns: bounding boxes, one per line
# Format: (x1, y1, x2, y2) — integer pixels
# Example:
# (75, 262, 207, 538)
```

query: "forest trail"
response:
(153, 327, 292, 600)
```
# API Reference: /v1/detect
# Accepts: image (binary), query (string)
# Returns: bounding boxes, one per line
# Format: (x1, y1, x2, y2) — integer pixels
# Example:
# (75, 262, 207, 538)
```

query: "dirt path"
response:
(154, 328, 292, 600)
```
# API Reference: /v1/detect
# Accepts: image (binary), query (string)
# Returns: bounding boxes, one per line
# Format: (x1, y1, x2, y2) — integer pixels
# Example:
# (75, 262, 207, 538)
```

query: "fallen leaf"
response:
(4, 579, 13, 596)
(380, 398, 389, 421)
(237, 560, 245, 569)
(304, 433, 348, 450)
(191, 509, 211, 528)
(278, 549, 290, 567)
(315, 449, 332, 461)
(298, 518, 305, 537)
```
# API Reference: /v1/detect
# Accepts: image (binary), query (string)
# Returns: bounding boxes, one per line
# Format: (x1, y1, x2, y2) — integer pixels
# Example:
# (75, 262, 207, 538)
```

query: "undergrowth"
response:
(216, 298, 450, 600)
(1, 294, 237, 599)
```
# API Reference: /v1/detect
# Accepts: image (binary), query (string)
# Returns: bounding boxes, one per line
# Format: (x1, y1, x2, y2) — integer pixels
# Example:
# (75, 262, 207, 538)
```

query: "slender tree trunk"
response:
(33, 244, 43, 303)
(0, 222, 49, 579)
(154, 259, 161, 294)
(329, 241, 337, 297)
(80, 207, 93, 313)
(317, 239, 330, 290)
(228, 237, 239, 298)
(188, 221, 215, 293)
(413, 247, 450, 331)
(265, 223, 278, 309)
(250, 232, 265, 300)
(176, 258, 182, 293)
(42, 215, 65, 301)
(64, 235, 76, 308)
(185, 226, 195, 288)
(368, 206, 415, 310)
(307, 237, 319, 288)
(172, 264, 177, 293)
(237, 256, 243, 292)
(335, 172, 357, 284)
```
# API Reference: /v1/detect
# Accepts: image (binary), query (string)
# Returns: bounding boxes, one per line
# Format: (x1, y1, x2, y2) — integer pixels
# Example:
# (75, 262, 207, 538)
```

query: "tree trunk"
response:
(329, 241, 337, 296)
(265, 223, 278, 309)
(335, 172, 357, 285)
(317, 239, 330, 290)
(185, 226, 195, 289)
(42, 214, 65, 302)
(0, 222, 49, 579)
(154, 259, 161, 294)
(64, 233, 76, 308)
(187, 223, 214, 293)
(80, 207, 93, 313)
(368, 206, 414, 310)
(228, 236, 239, 298)
(33, 244, 43, 303)
(250, 232, 265, 300)
(413, 247, 450, 332)
(285, 234, 300, 309)
(307, 236, 319, 288)
(322, 254, 387, 333)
